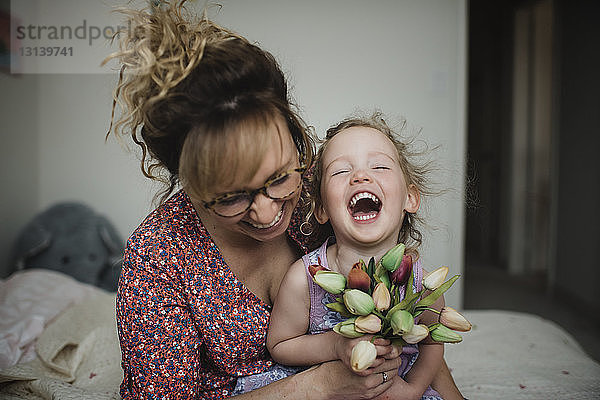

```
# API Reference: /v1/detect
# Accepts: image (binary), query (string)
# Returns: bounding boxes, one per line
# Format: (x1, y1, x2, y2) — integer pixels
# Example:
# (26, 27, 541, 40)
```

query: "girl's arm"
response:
(402, 292, 446, 397)
(266, 258, 345, 366)
(267, 259, 394, 371)
(373, 292, 447, 400)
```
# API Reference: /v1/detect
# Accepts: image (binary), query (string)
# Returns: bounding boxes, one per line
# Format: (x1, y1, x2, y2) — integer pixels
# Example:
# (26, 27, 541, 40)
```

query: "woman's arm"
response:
(117, 253, 203, 398)
(229, 359, 402, 400)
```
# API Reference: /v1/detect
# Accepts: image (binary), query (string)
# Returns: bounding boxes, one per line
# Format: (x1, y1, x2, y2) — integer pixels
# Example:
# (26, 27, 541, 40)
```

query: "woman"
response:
(106, 2, 463, 399)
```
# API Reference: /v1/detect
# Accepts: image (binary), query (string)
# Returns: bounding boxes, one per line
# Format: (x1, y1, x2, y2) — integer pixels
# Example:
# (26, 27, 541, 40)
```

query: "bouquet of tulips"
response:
(310, 243, 472, 372)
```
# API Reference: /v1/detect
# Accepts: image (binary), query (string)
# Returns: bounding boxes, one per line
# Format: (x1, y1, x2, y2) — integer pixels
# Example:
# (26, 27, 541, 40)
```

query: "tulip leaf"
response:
(326, 302, 353, 318)
(391, 338, 407, 348)
(427, 323, 441, 332)
(407, 266, 414, 295)
(385, 268, 418, 316)
(368, 257, 376, 292)
(415, 275, 460, 308)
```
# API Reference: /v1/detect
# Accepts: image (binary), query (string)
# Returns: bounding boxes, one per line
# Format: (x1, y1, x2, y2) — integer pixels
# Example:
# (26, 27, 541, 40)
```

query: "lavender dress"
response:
(234, 239, 442, 399)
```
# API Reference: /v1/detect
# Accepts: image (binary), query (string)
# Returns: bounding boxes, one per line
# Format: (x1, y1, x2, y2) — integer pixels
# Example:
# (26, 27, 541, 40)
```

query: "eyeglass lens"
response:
(212, 171, 302, 217)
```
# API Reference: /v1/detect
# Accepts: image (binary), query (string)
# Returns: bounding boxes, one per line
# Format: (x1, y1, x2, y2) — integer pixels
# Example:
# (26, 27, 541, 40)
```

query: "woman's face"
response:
(316, 126, 419, 249)
(197, 117, 301, 244)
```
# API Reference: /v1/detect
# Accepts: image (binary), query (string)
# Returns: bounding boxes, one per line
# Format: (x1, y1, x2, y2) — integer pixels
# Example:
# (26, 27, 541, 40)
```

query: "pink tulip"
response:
(391, 254, 412, 285)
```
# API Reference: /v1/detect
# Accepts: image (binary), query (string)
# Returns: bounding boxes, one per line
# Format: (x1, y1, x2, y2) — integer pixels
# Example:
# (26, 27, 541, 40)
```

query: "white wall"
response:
(0, 73, 40, 278)
(2, 0, 467, 307)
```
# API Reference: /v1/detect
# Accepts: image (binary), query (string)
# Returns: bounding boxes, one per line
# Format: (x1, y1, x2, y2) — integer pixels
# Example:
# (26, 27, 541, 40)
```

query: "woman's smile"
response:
(245, 203, 284, 229)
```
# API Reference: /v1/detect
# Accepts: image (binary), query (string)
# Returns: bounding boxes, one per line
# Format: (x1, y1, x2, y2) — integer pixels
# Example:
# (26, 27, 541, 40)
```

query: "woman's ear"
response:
(404, 184, 421, 213)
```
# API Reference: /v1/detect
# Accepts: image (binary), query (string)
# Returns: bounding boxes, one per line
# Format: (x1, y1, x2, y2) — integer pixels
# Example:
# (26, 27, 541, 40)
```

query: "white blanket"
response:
(445, 310, 600, 399)
(1, 270, 599, 399)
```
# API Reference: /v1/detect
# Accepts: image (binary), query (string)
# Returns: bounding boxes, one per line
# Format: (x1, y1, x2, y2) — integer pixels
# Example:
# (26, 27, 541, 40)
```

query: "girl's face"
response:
(196, 117, 302, 244)
(316, 126, 419, 249)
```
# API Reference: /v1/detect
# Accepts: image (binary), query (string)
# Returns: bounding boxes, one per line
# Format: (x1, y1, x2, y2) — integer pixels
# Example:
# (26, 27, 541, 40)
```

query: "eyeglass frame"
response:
(203, 165, 307, 217)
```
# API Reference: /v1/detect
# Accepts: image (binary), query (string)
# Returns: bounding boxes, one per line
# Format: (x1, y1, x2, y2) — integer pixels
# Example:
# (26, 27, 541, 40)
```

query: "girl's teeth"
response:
(349, 192, 380, 207)
(354, 213, 378, 221)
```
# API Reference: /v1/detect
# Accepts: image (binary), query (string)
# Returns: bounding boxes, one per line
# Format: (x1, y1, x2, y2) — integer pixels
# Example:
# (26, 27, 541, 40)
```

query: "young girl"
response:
(265, 113, 454, 400)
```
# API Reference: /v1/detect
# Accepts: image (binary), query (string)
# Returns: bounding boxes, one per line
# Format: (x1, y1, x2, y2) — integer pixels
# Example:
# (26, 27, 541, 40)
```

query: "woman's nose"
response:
(248, 193, 280, 224)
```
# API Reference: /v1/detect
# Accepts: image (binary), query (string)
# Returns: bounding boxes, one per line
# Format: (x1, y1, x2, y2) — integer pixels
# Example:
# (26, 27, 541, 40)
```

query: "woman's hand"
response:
(308, 359, 402, 400)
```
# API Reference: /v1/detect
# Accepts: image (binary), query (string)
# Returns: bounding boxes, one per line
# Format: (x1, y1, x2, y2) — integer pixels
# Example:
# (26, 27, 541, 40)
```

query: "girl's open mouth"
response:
(348, 191, 382, 222)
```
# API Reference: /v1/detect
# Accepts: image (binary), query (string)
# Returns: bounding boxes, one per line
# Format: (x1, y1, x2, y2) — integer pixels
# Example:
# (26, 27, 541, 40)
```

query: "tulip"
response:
(308, 264, 327, 277)
(350, 340, 377, 372)
(333, 318, 364, 338)
(374, 263, 391, 289)
(389, 309, 414, 335)
(380, 243, 406, 272)
(423, 266, 449, 291)
(313, 270, 346, 294)
(343, 289, 375, 316)
(439, 307, 472, 332)
(372, 282, 391, 311)
(391, 254, 412, 285)
(354, 314, 382, 334)
(402, 324, 429, 344)
(430, 324, 463, 343)
(347, 262, 371, 292)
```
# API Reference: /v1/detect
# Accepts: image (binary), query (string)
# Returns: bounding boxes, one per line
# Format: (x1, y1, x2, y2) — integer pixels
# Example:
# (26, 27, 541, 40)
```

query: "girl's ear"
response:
(404, 184, 421, 213)
(314, 203, 330, 224)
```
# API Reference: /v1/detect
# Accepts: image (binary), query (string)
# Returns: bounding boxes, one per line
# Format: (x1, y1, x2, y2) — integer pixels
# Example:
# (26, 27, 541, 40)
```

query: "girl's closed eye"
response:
(331, 169, 350, 177)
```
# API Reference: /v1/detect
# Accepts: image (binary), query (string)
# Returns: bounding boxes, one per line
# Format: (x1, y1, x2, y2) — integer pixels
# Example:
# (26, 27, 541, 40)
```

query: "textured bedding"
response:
(1, 270, 599, 399)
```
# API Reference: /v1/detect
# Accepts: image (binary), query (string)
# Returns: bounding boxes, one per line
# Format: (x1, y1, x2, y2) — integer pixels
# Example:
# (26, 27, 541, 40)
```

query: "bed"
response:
(1, 269, 599, 399)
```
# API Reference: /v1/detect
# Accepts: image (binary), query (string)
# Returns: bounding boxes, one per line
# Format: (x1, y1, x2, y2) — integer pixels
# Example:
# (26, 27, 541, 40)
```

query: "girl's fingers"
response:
(374, 342, 402, 359)
(382, 344, 402, 359)
(372, 337, 391, 346)
(375, 344, 393, 357)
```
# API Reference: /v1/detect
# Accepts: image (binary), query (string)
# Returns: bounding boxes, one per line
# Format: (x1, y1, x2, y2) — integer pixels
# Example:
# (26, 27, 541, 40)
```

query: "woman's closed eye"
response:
(270, 173, 290, 187)
(218, 194, 249, 206)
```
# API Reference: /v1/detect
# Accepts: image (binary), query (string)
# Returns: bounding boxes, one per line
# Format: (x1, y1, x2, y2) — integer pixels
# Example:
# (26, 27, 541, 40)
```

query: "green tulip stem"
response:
(420, 307, 441, 315)
(372, 309, 385, 319)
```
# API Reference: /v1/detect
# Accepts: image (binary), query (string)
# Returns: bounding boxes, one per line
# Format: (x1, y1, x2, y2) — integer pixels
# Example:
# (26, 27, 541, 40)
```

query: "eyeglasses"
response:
(203, 165, 306, 217)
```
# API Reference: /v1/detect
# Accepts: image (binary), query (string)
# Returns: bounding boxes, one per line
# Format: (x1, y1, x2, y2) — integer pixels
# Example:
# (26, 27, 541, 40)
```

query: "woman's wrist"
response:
(293, 364, 335, 400)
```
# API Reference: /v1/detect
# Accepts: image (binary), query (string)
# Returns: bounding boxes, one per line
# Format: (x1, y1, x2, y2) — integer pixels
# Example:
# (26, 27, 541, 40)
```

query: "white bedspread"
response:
(445, 310, 600, 399)
(1, 270, 599, 399)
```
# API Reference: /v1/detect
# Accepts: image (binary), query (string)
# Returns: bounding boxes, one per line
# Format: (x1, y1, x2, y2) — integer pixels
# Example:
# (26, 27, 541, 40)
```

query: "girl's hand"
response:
(333, 335, 400, 375)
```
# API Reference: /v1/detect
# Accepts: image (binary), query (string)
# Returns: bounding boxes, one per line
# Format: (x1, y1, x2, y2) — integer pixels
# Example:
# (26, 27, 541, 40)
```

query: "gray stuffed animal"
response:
(11, 202, 124, 292)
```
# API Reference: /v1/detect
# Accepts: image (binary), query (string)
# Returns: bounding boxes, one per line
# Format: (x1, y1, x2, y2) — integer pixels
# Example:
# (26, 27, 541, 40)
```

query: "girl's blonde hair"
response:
(308, 111, 438, 253)
(104, 1, 313, 203)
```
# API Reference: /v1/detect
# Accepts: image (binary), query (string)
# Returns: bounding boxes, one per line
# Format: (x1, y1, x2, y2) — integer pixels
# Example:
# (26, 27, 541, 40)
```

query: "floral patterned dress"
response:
(116, 189, 316, 399)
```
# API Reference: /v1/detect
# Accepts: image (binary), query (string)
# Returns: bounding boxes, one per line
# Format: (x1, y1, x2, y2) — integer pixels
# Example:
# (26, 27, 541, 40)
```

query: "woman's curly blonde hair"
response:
(104, 1, 313, 203)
